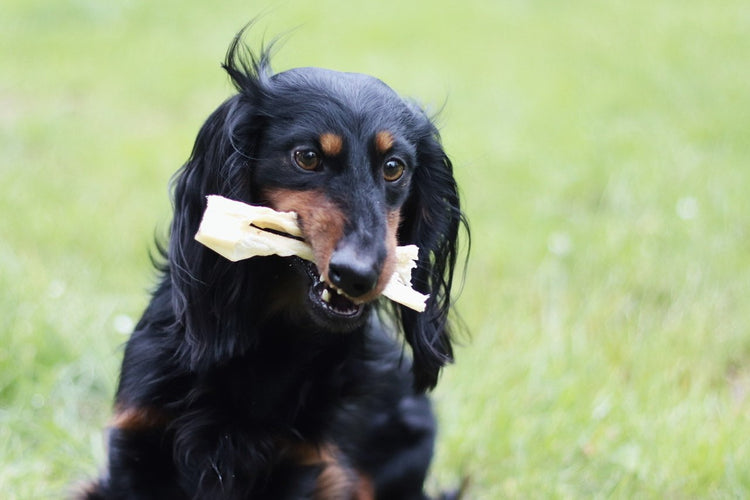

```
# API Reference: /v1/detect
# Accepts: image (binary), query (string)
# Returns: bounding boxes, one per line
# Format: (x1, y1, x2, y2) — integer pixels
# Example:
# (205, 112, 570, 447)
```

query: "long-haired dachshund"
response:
(83, 29, 467, 500)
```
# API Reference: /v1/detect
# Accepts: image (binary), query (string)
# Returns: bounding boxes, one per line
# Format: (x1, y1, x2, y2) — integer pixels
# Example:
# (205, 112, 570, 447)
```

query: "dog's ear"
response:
(167, 36, 272, 371)
(398, 111, 468, 393)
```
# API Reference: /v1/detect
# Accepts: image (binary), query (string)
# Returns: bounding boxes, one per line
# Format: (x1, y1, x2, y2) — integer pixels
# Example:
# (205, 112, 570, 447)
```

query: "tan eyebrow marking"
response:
(319, 133, 344, 156)
(375, 130, 395, 154)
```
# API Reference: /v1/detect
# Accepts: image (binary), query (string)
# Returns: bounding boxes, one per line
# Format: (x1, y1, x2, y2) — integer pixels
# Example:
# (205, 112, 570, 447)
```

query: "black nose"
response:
(327, 244, 381, 298)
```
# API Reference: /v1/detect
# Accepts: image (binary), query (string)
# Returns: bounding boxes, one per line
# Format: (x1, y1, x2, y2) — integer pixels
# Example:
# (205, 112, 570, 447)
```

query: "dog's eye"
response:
(293, 149, 321, 171)
(383, 158, 405, 182)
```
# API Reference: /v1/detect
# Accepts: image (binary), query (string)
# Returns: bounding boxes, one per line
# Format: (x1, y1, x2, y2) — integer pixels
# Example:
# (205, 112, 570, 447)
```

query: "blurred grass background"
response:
(2, 0, 750, 498)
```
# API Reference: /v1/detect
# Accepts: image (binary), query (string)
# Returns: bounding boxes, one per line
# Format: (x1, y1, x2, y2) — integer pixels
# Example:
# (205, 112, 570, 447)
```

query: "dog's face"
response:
(169, 39, 465, 390)
(250, 68, 417, 332)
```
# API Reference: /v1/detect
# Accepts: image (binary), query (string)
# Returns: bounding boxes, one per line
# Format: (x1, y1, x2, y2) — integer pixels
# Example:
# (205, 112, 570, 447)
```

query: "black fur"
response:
(83, 29, 467, 500)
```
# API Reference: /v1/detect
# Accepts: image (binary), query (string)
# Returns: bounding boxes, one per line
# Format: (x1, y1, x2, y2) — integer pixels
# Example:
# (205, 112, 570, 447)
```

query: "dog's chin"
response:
(293, 258, 370, 333)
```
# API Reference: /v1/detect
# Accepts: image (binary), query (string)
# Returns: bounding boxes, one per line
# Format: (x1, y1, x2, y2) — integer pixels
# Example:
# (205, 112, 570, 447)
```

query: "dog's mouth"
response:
(311, 278, 363, 317)
(298, 259, 366, 326)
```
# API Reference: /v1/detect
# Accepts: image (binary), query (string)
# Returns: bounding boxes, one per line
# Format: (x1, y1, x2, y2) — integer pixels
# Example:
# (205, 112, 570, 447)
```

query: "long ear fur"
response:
(399, 113, 469, 393)
(167, 34, 274, 371)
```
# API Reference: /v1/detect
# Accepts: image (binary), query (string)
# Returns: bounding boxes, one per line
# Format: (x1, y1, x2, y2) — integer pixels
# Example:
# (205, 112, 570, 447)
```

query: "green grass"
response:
(2, 0, 749, 498)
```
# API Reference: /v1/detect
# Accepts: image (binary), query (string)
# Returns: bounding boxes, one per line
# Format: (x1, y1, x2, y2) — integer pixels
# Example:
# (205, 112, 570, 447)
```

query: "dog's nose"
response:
(328, 245, 380, 299)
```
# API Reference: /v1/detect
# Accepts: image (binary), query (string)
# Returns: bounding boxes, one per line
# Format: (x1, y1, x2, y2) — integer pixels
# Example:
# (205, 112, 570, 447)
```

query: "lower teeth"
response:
(321, 288, 332, 303)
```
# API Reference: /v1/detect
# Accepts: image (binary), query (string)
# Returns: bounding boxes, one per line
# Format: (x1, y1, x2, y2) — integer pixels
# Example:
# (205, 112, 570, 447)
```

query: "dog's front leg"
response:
(171, 416, 322, 500)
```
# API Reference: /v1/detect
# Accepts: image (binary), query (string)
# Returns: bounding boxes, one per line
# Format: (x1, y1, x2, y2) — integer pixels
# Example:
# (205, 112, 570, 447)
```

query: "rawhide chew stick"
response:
(194, 195, 428, 312)
(195, 195, 314, 262)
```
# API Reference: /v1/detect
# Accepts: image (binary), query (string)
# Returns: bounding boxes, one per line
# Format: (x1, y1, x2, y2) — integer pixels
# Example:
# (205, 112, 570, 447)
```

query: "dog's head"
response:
(168, 33, 467, 391)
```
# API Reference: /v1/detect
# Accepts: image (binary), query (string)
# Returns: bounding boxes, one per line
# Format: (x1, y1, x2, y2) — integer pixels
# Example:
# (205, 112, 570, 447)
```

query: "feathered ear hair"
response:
(167, 33, 274, 371)
(398, 111, 469, 393)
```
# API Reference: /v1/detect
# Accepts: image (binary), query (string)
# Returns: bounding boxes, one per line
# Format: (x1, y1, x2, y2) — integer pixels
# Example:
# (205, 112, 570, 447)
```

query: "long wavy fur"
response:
(168, 32, 467, 390)
(82, 26, 469, 499)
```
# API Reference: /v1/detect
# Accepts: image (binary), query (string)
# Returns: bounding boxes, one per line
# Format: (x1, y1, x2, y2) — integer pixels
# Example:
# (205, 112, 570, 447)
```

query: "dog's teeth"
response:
(321, 289, 332, 303)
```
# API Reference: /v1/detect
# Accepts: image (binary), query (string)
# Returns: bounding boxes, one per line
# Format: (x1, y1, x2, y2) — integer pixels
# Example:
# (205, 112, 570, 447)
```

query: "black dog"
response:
(83, 30, 467, 499)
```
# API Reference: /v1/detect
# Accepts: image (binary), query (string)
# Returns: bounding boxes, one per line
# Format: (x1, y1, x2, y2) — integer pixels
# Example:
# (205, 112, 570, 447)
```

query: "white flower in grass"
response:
(113, 314, 135, 335)
(47, 280, 66, 299)
(548, 231, 573, 257)
(676, 196, 699, 220)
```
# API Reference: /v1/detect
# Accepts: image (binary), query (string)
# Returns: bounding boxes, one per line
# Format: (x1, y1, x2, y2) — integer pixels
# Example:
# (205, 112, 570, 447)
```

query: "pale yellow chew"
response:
(194, 195, 428, 312)
(195, 195, 313, 262)
(381, 245, 428, 312)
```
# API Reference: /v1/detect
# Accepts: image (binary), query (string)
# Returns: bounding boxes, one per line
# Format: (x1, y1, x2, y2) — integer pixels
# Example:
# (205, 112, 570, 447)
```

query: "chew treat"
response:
(195, 195, 314, 262)
(195, 195, 428, 312)
(381, 245, 428, 312)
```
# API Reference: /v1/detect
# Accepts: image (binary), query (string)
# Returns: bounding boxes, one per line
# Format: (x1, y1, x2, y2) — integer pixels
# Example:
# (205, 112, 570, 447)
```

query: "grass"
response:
(2, 0, 749, 497)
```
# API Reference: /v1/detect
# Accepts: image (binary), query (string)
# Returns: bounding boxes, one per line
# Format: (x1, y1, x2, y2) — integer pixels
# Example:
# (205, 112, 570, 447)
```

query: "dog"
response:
(82, 29, 467, 499)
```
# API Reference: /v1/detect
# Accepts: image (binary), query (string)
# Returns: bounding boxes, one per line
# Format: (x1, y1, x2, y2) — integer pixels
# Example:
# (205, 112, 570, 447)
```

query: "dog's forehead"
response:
(274, 67, 396, 99)
(270, 67, 410, 126)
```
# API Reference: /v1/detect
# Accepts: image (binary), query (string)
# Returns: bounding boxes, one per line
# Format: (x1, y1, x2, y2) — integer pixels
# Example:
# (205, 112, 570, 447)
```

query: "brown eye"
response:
(293, 149, 321, 171)
(383, 158, 405, 182)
